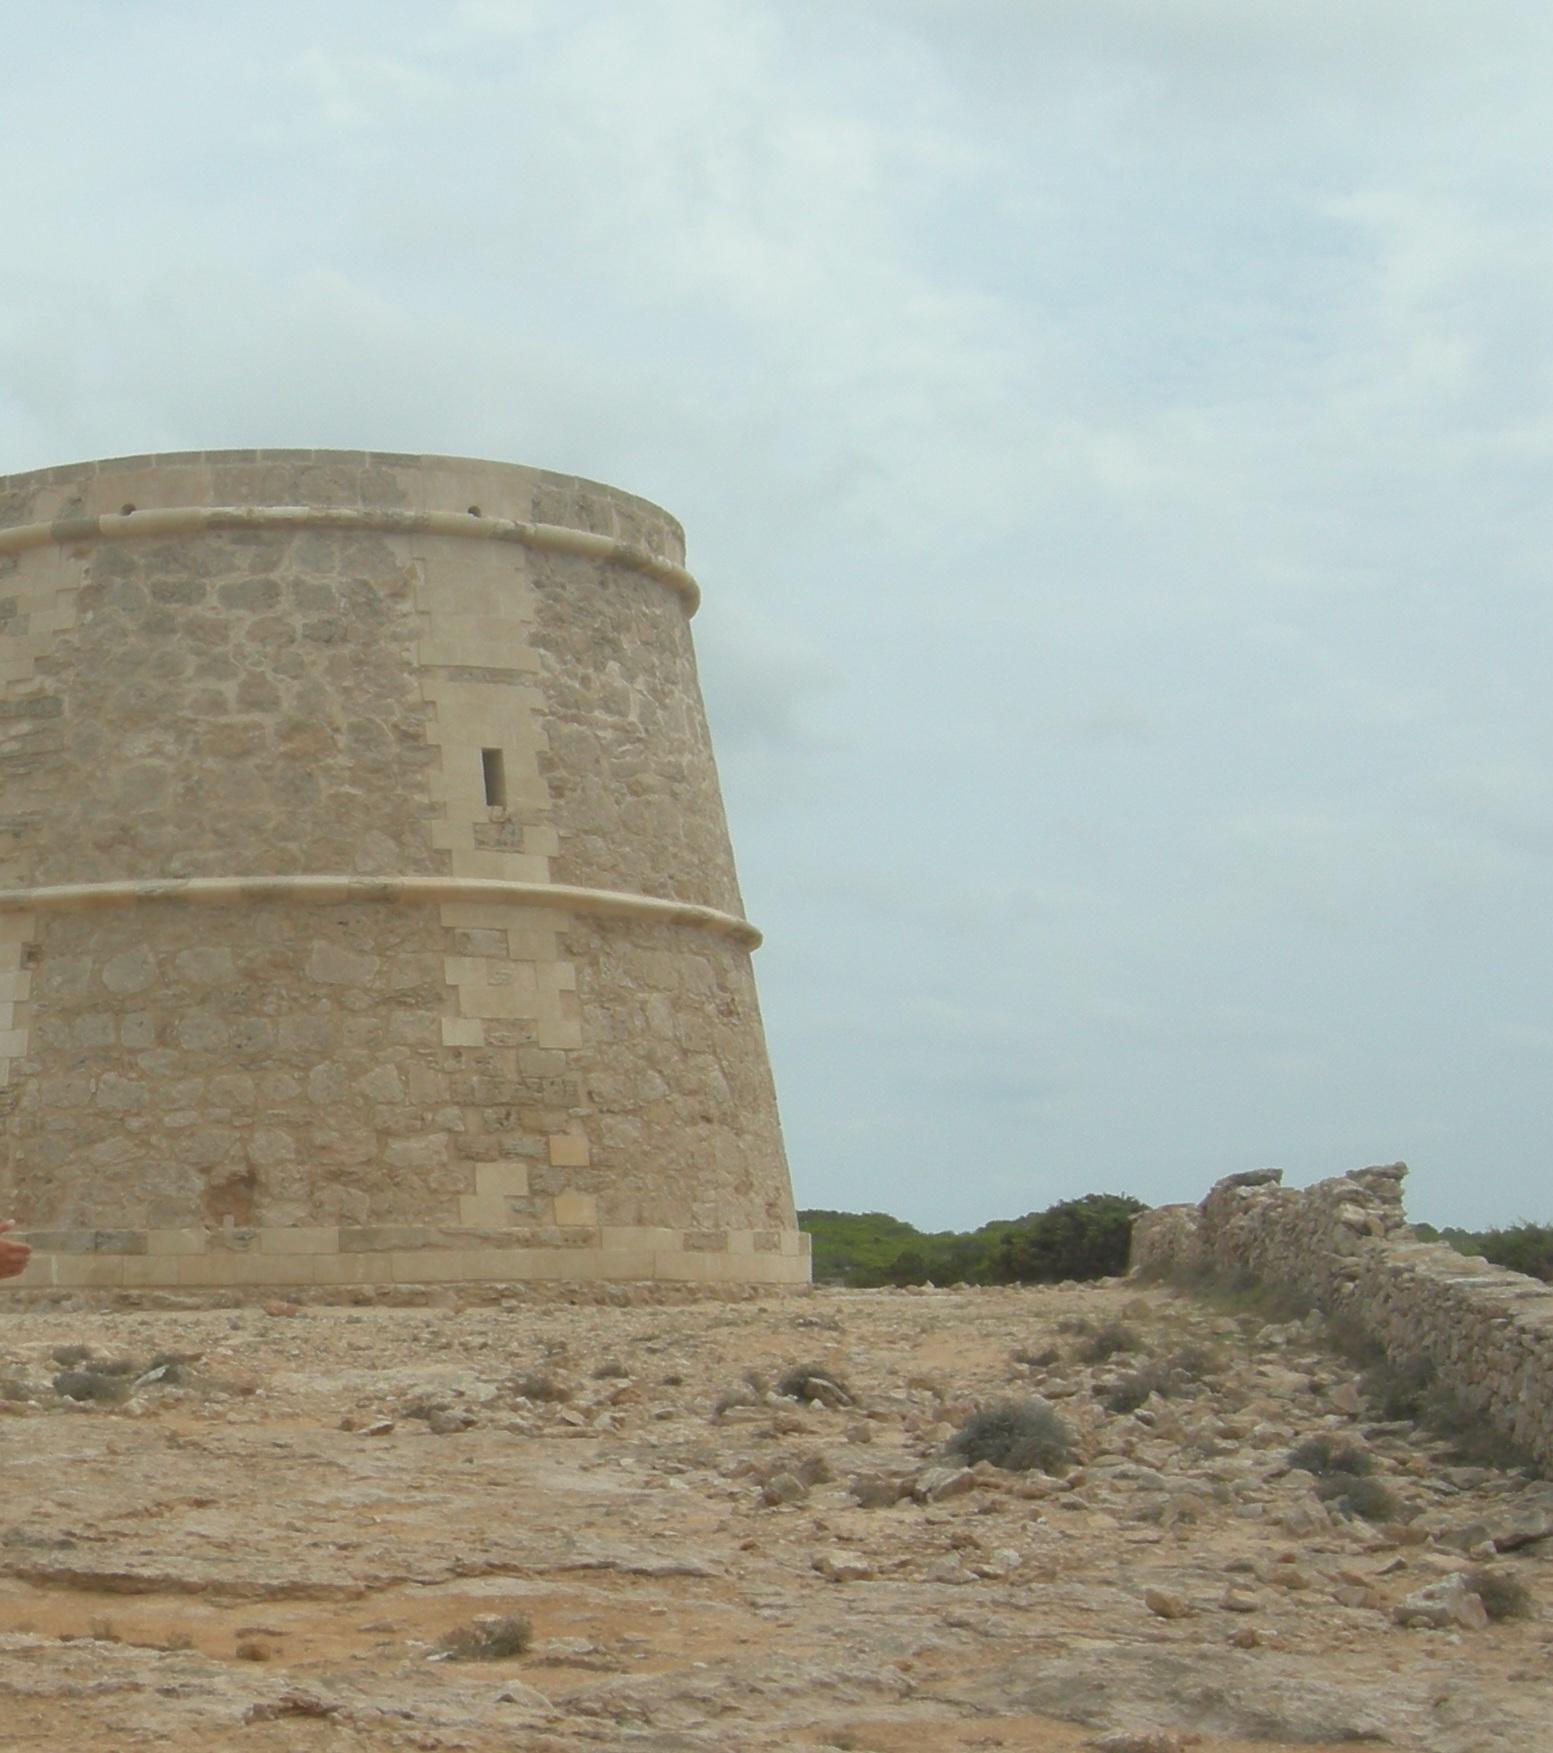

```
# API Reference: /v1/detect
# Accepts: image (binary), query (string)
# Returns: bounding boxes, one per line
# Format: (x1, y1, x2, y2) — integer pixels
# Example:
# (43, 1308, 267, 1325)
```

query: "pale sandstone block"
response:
(547, 1132, 590, 1168)
(457, 1196, 509, 1226)
(600, 1226, 679, 1253)
(439, 902, 528, 930)
(458, 983, 541, 1021)
(742, 1252, 809, 1284)
(440, 1017, 486, 1047)
(53, 1254, 127, 1288)
(528, 1245, 601, 1280)
(447, 850, 551, 883)
(454, 1248, 538, 1282)
(258, 1226, 341, 1255)
(504, 923, 564, 959)
(474, 1162, 529, 1197)
(521, 824, 560, 858)
(594, 1249, 655, 1282)
(443, 954, 537, 989)
(118, 1255, 170, 1288)
(553, 1192, 596, 1226)
(4, 1252, 54, 1287)
(0, 971, 33, 1002)
(180, 1252, 315, 1288)
(653, 1250, 709, 1283)
(429, 822, 477, 853)
(148, 1228, 207, 1256)
(311, 1252, 393, 1286)
(427, 761, 488, 804)
(389, 1249, 467, 1283)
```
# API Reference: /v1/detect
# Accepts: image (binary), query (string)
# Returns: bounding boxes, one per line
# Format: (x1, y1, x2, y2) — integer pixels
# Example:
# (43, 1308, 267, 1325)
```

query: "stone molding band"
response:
(0, 504, 701, 615)
(0, 875, 762, 948)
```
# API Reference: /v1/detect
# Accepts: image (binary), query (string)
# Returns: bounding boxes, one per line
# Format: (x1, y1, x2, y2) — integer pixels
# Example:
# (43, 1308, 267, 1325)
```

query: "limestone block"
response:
(553, 1192, 596, 1227)
(547, 1132, 590, 1168)
(258, 1226, 341, 1256)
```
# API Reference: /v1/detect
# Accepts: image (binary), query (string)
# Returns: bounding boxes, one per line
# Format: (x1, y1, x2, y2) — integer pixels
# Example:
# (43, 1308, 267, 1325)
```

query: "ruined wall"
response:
(1131, 1165, 1553, 1472)
(0, 450, 806, 1290)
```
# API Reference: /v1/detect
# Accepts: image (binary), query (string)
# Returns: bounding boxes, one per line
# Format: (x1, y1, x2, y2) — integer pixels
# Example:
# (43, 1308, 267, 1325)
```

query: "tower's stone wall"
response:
(0, 450, 806, 1290)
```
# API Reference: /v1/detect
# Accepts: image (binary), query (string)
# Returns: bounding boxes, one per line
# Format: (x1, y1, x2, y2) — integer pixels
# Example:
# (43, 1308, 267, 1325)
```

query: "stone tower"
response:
(0, 450, 807, 1290)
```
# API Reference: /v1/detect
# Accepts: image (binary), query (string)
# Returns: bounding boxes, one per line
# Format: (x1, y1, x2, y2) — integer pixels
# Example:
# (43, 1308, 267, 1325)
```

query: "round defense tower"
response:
(0, 450, 807, 1291)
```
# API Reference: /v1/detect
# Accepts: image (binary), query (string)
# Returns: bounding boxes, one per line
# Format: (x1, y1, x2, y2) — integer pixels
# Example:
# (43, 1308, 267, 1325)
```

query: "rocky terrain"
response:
(0, 1277, 1549, 1752)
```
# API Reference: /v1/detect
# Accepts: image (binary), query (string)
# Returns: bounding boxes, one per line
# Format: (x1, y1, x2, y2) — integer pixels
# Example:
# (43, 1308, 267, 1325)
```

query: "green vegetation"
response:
(1412, 1219, 1553, 1283)
(799, 1193, 1146, 1287)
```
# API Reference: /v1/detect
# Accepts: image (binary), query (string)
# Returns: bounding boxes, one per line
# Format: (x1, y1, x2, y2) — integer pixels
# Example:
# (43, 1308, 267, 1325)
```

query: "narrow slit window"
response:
(481, 747, 507, 808)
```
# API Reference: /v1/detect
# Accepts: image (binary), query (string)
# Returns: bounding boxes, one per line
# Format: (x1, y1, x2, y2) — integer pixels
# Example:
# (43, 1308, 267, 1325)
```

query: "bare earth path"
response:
(0, 1279, 1548, 1751)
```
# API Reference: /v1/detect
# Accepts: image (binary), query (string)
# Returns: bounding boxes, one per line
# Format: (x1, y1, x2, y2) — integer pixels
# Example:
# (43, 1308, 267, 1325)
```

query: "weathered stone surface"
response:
(0, 451, 802, 1287)
(1131, 1163, 1553, 1474)
(1393, 1574, 1491, 1630)
(0, 1279, 1547, 1749)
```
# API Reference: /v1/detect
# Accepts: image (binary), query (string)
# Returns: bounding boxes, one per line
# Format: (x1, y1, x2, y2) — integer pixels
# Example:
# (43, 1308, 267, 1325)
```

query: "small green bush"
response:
(435, 1613, 533, 1661)
(948, 1399, 1073, 1474)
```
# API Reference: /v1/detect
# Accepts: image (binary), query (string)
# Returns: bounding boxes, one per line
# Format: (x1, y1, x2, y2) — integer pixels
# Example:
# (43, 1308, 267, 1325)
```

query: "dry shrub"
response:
(509, 1373, 570, 1403)
(1011, 1345, 1061, 1369)
(1288, 1435, 1374, 1478)
(948, 1398, 1073, 1474)
(435, 1613, 533, 1661)
(1314, 1472, 1399, 1522)
(1077, 1323, 1142, 1364)
(1465, 1568, 1534, 1622)
(1103, 1344, 1224, 1413)
(776, 1364, 854, 1407)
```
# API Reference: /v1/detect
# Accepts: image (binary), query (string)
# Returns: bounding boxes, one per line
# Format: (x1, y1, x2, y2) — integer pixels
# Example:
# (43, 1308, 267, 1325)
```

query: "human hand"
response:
(0, 1220, 31, 1280)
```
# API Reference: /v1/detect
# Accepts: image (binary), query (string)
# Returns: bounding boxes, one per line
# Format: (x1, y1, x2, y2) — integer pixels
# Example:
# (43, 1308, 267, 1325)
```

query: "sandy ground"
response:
(0, 1277, 1548, 1751)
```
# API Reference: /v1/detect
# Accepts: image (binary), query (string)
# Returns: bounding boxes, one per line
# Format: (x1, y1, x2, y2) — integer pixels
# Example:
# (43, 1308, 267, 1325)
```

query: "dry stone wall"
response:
(1131, 1164, 1553, 1472)
(0, 450, 805, 1291)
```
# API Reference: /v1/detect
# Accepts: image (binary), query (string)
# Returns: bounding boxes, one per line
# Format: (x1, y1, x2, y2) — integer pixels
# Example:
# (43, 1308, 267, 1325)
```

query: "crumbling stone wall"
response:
(1131, 1164, 1553, 1471)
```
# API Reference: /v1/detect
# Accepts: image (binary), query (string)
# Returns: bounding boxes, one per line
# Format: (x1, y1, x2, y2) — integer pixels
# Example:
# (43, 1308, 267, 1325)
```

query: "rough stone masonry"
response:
(1131, 1163, 1553, 1473)
(0, 450, 806, 1291)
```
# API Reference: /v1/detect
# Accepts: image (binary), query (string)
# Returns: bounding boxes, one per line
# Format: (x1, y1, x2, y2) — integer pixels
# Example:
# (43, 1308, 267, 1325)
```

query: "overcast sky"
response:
(3, 1, 1550, 1231)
